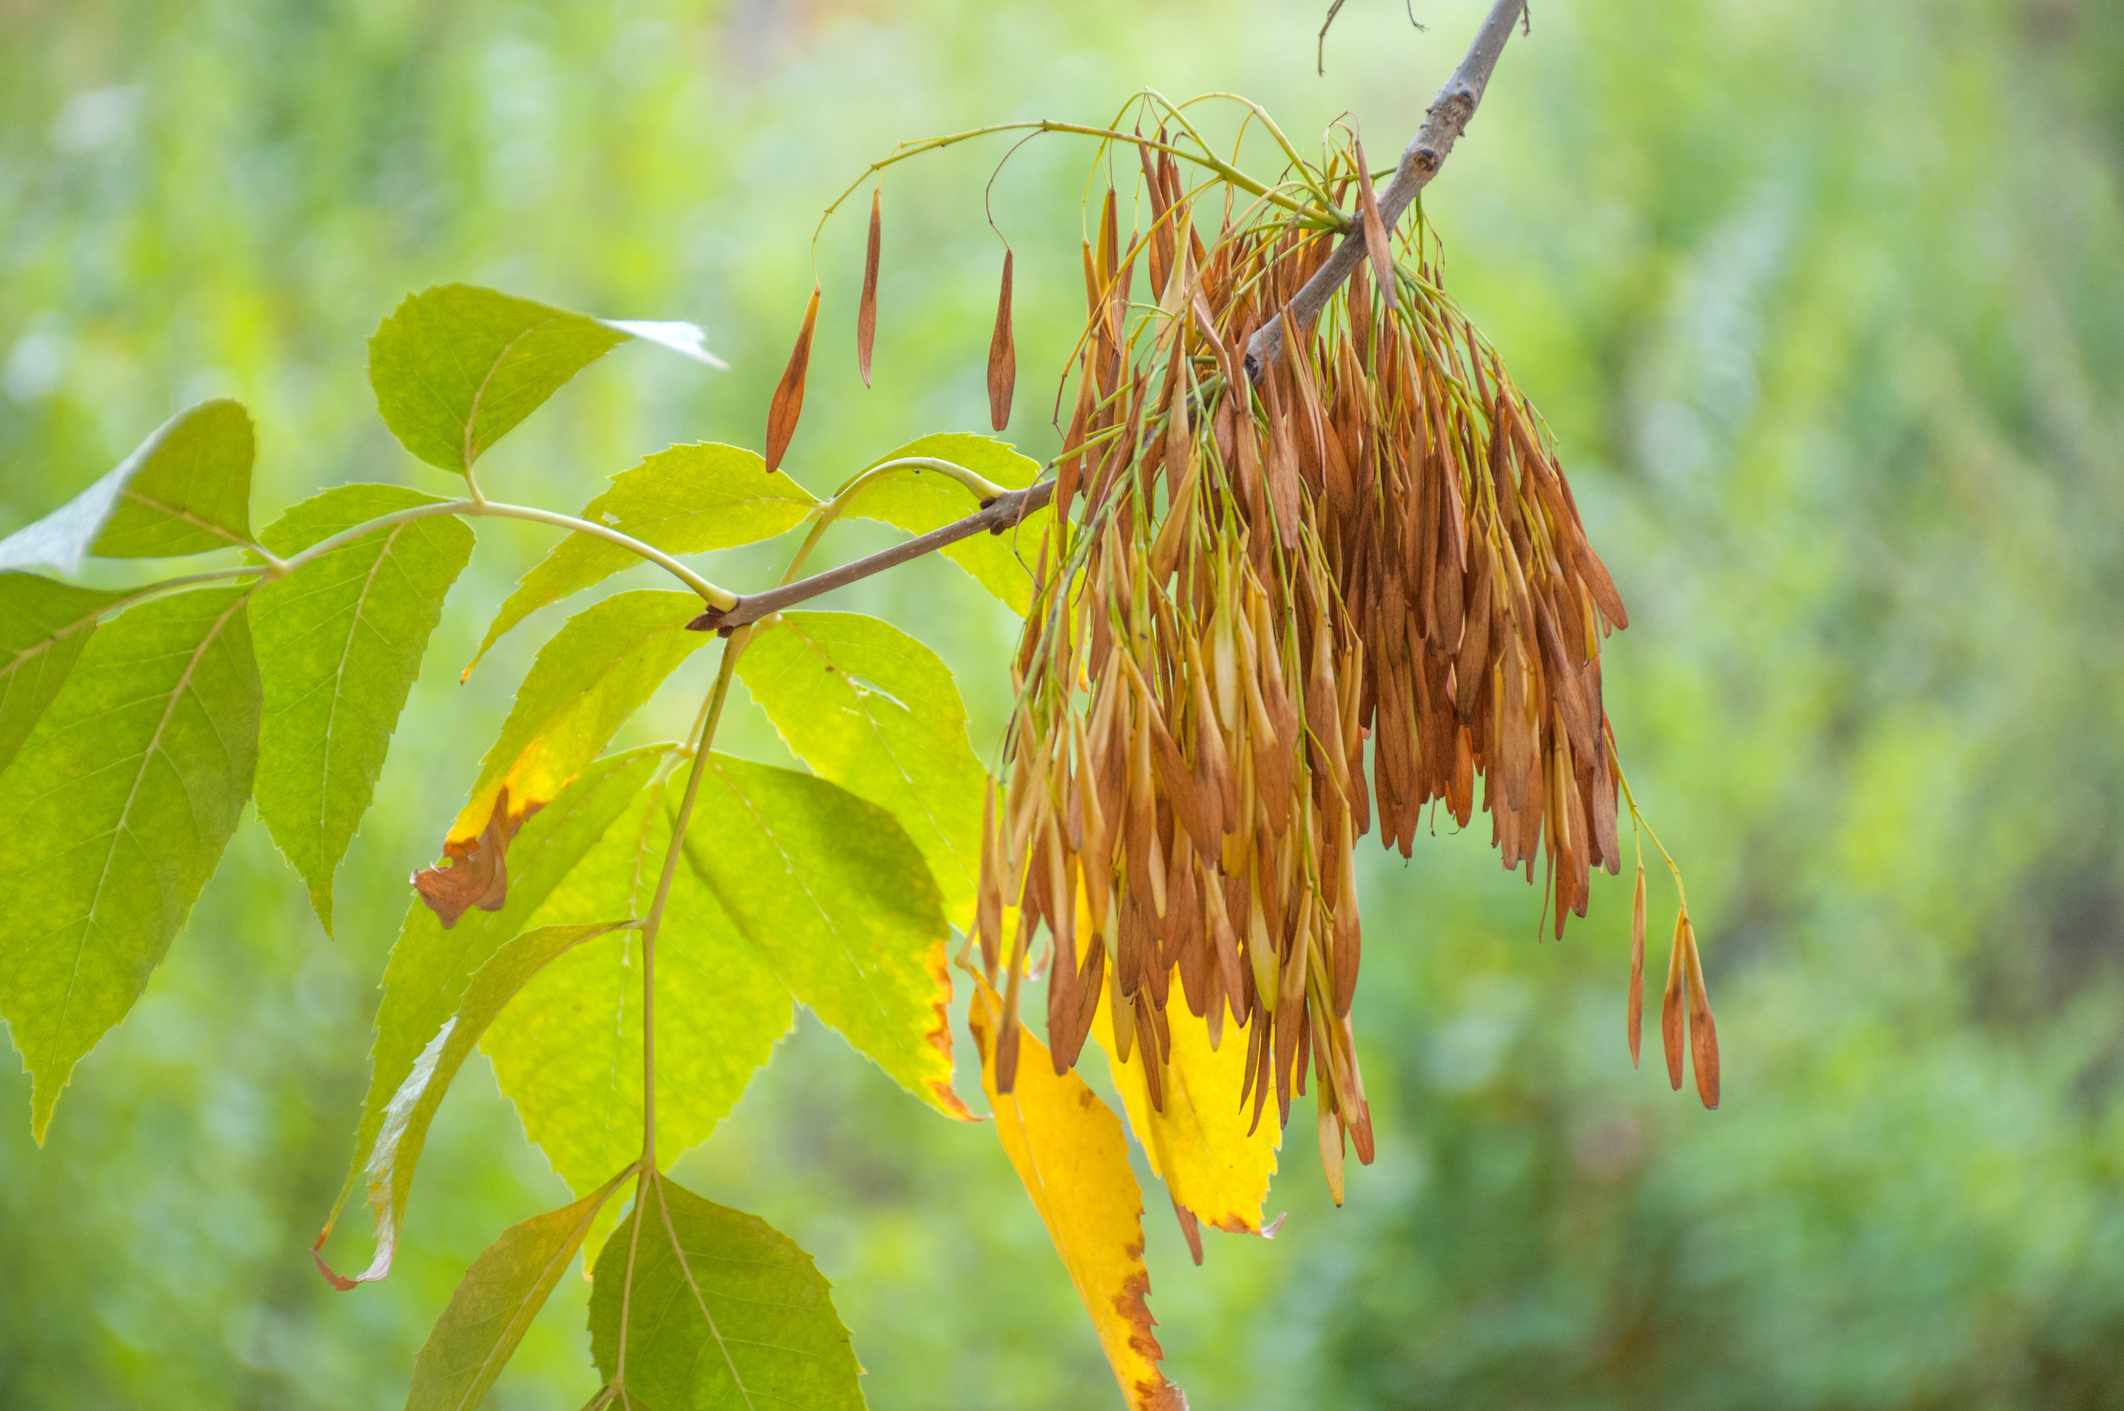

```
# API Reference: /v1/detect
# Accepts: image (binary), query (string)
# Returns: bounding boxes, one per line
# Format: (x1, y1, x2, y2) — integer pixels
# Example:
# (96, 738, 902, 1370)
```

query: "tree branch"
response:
(688, 480, 1056, 632)
(692, 0, 1526, 634)
(1245, 0, 1528, 380)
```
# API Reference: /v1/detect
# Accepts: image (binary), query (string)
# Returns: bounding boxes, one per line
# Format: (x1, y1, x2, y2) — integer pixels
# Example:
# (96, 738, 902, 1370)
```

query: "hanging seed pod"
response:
(764, 285, 819, 473)
(1627, 862, 1646, 1066)
(1681, 913, 1720, 1109)
(988, 248, 1016, 431)
(1661, 909, 1687, 1091)
(966, 120, 1692, 1206)
(1352, 135, 1396, 300)
(856, 188, 882, 386)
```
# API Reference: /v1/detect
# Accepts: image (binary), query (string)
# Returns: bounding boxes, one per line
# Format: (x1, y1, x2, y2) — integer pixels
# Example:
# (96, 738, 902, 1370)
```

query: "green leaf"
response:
(847, 433, 1048, 614)
(0, 586, 260, 1141)
(0, 399, 255, 574)
(0, 573, 129, 776)
(251, 486, 476, 934)
(447, 589, 711, 848)
(588, 1175, 865, 1411)
(682, 753, 970, 1120)
(315, 920, 628, 1290)
(487, 773, 792, 1239)
(370, 284, 724, 475)
(325, 747, 664, 1277)
(404, 1166, 633, 1411)
(737, 610, 987, 927)
(469, 443, 817, 675)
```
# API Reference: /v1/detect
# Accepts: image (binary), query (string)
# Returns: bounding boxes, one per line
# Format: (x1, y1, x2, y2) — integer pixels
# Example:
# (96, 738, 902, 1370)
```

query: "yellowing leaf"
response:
(1093, 977, 1281, 1239)
(445, 590, 710, 849)
(970, 982, 1186, 1411)
(328, 747, 665, 1278)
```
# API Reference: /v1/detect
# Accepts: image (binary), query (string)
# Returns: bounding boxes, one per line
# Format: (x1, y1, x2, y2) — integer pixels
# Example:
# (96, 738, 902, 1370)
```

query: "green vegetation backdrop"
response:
(4, 1, 2121, 1406)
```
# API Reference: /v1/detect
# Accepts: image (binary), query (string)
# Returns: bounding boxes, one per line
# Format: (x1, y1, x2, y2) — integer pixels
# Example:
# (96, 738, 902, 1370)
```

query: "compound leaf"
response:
(970, 982, 1185, 1411)
(322, 747, 664, 1280)
(0, 586, 260, 1141)
(588, 1175, 864, 1411)
(369, 284, 725, 475)
(0, 573, 129, 776)
(681, 753, 971, 1120)
(252, 485, 476, 934)
(846, 433, 1047, 614)
(0, 399, 255, 574)
(469, 443, 816, 674)
(736, 610, 986, 927)
(404, 1166, 633, 1411)
(315, 921, 628, 1290)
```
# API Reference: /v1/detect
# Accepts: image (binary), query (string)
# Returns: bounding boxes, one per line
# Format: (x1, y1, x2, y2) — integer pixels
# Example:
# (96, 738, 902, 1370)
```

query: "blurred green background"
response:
(4, 0, 2122, 1406)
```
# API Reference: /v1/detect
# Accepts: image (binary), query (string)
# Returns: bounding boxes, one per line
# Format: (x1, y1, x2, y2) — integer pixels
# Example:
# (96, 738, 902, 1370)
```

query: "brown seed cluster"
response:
(973, 134, 1714, 1192)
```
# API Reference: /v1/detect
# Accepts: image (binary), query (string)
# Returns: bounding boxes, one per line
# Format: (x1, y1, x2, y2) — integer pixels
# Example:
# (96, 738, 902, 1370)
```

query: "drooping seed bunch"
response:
(968, 127, 1717, 1195)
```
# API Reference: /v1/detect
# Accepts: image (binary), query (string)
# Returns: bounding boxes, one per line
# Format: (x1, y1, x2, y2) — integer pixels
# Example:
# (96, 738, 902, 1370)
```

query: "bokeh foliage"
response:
(3, 0, 2120, 1407)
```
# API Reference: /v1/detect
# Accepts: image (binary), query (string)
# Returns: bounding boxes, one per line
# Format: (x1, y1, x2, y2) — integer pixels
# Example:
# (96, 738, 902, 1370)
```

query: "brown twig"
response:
(693, 0, 1526, 634)
(689, 480, 1056, 632)
(1246, 0, 1527, 379)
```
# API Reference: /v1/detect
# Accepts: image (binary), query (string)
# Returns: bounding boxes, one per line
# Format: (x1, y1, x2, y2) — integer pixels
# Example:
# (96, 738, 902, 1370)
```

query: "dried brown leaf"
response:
(411, 789, 520, 928)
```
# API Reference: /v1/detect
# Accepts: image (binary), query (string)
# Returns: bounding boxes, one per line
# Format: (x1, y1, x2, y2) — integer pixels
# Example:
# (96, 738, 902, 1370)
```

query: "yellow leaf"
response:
(970, 981, 1186, 1411)
(1093, 973, 1281, 1239)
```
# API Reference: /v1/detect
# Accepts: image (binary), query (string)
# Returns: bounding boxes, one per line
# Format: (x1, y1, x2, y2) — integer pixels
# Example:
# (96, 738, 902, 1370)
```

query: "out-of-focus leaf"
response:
(313, 921, 627, 1290)
(0, 400, 254, 574)
(403, 1166, 633, 1411)
(251, 485, 475, 934)
(588, 1175, 864, 1411)
(681, 753, 971, 1120)
(486, 771, 792, 1247)
(970, 981, 1186, 1411)
(445, 590, 710, 849)
(845, 433, 1047, 614)
(0, 586, 260, 1141)
(324, 747, 664, 1277)
(468, 444, 816, 674)
(1093, 976, 1282, 1238)
(0, 573, 127, 776)
(736, 610, 986, 926)
(368, 284, 723, 475)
